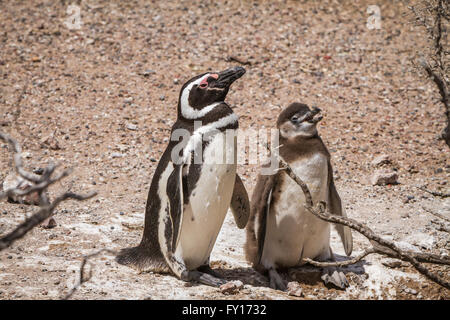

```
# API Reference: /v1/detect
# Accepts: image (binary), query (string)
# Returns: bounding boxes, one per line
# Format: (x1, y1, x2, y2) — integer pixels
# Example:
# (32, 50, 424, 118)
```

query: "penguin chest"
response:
(176, 132, 237, 269)
(261, 152, 330, 268)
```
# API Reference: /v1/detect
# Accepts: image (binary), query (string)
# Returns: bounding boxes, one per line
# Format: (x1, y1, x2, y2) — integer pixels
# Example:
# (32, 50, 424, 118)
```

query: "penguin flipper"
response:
(245, 172, 276, 267)
(166, 164, 184, 253)
(327, 161, 353, 256)
(230, 174, 250, 229)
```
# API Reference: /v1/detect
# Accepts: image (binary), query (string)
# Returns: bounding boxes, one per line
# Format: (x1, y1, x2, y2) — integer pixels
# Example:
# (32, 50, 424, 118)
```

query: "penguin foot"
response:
(183, 270, 227, 287)
(321, 267, 349, 289)
(268, 268, 287, 291)
(197, 265, 222, 278)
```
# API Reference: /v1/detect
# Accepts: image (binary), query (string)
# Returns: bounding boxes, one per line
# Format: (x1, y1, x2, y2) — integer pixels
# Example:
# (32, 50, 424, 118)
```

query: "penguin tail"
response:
(115, 245, 169, 273)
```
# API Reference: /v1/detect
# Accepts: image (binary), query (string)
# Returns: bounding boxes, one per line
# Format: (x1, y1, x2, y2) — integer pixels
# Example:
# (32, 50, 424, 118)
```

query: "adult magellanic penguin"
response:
(116, 67, 250, 287)
(245, 102, 353, 290)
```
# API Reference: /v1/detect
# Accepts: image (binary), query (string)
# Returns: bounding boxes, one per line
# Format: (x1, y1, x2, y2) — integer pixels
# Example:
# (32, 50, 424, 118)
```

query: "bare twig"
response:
(431, 220, 450, 233)
(303, 248, 377, 267)
(12, 81, 28, 123)
(0, 191, 96, 251)
(0, 132, 97, 251)
(63, 249, 117, 300)
(420, 59, 449, 109)
(418, 186, 450, 199)
(422, 206, 450, 222)
(0, 132, 43, 183)
(410, 0, 449, 146)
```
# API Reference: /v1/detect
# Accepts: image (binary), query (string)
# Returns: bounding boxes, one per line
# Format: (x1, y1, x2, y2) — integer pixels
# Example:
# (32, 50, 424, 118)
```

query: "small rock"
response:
(371, 170, 398, 186)
(173, 78, 179, 84)
(141, 70, 155, 77)
(220, 280, 244, 295)
(110, 152, 124, 159)
(434, 168, 443, 174)
(159, 95, 165, 101)
(41, 217, 57, 229)
(381, 258, 404, 268)
(405, 233, 435, 250)
(124, 97, 133, 104)
(2, 173, 40, 205)
(126, 123, 138, 131)
(371, 154, 391, 167)
(40, 134, 61, 150)
(404, 195, 415, 203)
(287, 281, 303, 297)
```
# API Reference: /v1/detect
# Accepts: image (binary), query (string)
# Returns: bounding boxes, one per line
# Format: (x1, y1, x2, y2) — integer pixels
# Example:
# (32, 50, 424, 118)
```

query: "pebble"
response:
(141, 70, 155, 77)
(404, 195, 415, 203)
(381, 258, 403, 268)
(2, 173, 41, 205)
(403, 288, 418, 295)
(124, 97, 133, 104)
(126, 123, 138, 131)
(220, 280, 244, 295)
(110, 152, 124, 159)
(371, 170, 398, 186)
(287, 282, 303, 297)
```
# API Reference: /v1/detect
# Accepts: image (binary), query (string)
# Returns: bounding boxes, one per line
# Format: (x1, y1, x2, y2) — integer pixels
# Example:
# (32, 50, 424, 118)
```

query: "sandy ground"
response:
(0, 0, 449, 299)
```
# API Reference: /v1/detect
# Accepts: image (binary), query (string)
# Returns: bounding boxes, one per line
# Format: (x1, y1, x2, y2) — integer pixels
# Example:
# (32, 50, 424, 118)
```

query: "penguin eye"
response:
(199, 83, 208, 89)
(290, 115, 299, 123)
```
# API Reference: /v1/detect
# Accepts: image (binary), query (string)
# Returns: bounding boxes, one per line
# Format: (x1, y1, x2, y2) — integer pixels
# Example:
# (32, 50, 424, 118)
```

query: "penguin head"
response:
(178, 66, 246, 119)
(277, 103, 322, 139)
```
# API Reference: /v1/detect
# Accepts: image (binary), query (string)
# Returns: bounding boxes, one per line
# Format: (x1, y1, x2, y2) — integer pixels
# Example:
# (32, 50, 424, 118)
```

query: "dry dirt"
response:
(0, 0, 449, 300)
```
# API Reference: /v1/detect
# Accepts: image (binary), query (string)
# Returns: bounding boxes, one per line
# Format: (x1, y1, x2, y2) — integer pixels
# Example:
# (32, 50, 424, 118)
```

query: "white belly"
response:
(261, 153, 330, 268)
(175, 132, 237, 269)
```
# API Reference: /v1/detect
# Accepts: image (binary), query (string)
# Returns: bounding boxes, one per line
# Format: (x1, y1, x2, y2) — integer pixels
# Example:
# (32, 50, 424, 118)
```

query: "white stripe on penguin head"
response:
(180, 73, 221, 119)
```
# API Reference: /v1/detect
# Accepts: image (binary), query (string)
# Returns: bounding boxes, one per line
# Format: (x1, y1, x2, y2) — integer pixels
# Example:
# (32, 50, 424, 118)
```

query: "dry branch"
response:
(418, 186, 450, 199)
(0, 132, 97, 251)
(303, 248, 377, 267)
(266, 144, 450, 289)
(422, 206, 450, 223)
(63, 249, 117, 300)
(409, 0, 449, 146)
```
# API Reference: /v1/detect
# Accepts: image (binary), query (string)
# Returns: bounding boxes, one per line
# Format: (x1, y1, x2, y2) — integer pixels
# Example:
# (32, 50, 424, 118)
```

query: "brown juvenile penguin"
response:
(245, 102, 353, 290)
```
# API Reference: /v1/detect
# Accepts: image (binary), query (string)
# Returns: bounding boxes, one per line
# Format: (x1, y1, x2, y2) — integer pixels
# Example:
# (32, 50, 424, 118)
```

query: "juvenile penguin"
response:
(245, 103, 353, 290)
(116, 67, 250, 287)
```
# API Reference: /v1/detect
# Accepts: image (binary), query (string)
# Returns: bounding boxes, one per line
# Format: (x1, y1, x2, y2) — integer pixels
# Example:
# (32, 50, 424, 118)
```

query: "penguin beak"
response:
(305, 107, 323, 124)
(213, 66, 246, 88)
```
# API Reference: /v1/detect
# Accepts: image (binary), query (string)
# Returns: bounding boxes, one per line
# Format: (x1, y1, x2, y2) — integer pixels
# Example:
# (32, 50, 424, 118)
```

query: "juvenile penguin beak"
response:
(305, 107, 323, 124)
(214, 66, 246, 88)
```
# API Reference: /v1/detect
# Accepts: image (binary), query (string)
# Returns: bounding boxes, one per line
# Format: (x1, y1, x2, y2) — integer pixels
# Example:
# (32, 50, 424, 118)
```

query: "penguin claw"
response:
(186, 270, 226, 287)
(197, 265, 222, 278)
(268, 268, 287, 291)
(321, 268, 349, 289)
